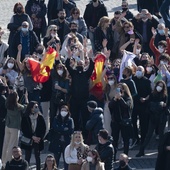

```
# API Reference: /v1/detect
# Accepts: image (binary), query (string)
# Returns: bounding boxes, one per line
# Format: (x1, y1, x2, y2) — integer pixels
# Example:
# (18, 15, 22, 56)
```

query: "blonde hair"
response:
(98, 16, 110, 29)
(70, 132, 87, 153)
(45, 25, 58, 38)
(118, 83, 133, 109)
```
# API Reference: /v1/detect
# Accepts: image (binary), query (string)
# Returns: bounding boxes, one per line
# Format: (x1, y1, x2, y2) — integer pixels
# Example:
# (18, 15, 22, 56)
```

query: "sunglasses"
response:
(57, 66, 63, 69)
(51, 29, 57, 32)
(73, 12, 79, 15)
(108, 77, 114, 80)
(122, 5, 127, 7)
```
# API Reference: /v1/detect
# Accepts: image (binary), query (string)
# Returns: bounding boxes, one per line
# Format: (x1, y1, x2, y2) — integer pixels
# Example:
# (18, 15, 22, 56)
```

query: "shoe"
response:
(136, 151, 144, 157)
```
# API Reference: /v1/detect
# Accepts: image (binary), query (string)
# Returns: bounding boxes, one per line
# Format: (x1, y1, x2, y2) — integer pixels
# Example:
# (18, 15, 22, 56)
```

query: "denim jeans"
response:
(160, 0, 170, 28)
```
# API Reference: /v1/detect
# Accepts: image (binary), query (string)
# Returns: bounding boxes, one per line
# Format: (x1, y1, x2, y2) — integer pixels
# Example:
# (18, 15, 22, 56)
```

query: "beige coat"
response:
(81, 162, 105, 170)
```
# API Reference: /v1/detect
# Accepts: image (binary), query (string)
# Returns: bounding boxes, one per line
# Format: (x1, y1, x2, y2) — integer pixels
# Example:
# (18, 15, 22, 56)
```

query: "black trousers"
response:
(111, 122, 132, 158)
(25, 143, 41, 170)
(0, 121, 5, 158)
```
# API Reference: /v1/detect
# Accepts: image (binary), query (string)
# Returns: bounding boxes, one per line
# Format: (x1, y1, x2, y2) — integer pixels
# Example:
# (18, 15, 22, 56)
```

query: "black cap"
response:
(87, 100, 97, 109)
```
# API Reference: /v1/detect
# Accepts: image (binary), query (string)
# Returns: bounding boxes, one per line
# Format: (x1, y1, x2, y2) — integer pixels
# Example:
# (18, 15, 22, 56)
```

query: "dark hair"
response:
(158, 40, 167, 48)
(153, 80, 167, 98)
(104, 74, 117, 94)
(123, 66, 132, 76)
(57, 104, 71, 120)
(6, 91, 19, 110)
(98, 129, 108, 140)
(159, 53, 170, 61)
(3, 57, 18, 72)
(114, 10, 121, 15)
(89, 149, 101, 164)
(57, 8, 66, 14)
(13, 2, 24, 14)
(70, 7, 80, 15)
(54, 62, 67, 80)
(69, 21, 78, 28)
(24, 101, 38, 116)
(42, 154, 57, 170)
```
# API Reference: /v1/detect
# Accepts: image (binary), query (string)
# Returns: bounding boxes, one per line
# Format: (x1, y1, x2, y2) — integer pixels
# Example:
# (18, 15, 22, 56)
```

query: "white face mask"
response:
(160, 60, 168, 65)
(7, 63, 14, 69)
(87, 156, 93, 162)
(51, 33, 56, 38)
(136, 70, 143, 78)
(21, 27, 28, 32)
(108, 80, 115, 86)
(57, 70, 63, 76)
(75, 141, 81, 145)
(60, 111, 68, 117)
(136, 49, 141, 55)
(146, 67, 152, 72)
(156, 86, 163, 92)
(158, 47, 164, 53)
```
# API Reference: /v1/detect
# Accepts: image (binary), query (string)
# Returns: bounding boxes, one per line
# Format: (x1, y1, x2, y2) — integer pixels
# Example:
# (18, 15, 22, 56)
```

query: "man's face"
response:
(70, 24, 78, 30)
(58, 11, 65, 19)
(12, 148, 21, 159)
(114, 14, 120, 22)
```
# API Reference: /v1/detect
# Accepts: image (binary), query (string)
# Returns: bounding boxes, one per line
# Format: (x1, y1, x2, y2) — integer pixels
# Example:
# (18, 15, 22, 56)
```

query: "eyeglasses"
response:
(107, 77, 114, 80)
(122, 5, 127, 7)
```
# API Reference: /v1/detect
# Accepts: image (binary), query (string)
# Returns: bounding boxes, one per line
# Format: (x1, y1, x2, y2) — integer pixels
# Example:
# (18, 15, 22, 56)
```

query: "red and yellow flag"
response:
(90, 53, 106, 100)
(28, 47, 58, 83)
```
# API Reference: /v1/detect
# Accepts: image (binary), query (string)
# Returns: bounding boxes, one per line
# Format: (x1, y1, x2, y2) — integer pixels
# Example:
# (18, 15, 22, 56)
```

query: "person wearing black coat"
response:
(65, 57, 94, 138)
(155, 131, 170, 170)
(21, 101, 46, 170)
(11, 21, 39, 61)
(25, 0, 47, 42)
(86, 101, 104, 145)
(48, 105, 74, 170)
(47, 0, 76, 23)
(95, 129, 114, 170)
(109, 83, 133, 160)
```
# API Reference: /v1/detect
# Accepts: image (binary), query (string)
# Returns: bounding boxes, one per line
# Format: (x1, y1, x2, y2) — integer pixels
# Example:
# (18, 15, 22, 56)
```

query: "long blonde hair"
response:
(45, 25, 58, 38)
(70, 132, 87, 153)
(98, 16, 110, 29)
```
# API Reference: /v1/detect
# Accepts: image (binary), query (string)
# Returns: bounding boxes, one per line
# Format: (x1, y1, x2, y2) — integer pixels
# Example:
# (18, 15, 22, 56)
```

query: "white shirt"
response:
(64, 145, 78, 164)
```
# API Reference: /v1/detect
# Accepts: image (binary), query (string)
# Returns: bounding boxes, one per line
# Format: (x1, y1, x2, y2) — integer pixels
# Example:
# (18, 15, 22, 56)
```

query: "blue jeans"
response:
(160, 0, 170, 28)
(88, 29, 95, 53)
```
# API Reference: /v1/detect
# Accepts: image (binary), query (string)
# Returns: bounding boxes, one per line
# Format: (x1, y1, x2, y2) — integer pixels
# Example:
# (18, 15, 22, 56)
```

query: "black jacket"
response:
(95, 140, 114, 170)
(25, 0, 47, 37)
(83, 0, 108, 29)
(11, 30, 39, 60)
(21, 114, 46, 151)
(86, 108, 104, 144)
(48, 115, 74, 153)
(65, 58, 94, 99)
(5, 159, 29, 170)
(115, 164, 133, 170)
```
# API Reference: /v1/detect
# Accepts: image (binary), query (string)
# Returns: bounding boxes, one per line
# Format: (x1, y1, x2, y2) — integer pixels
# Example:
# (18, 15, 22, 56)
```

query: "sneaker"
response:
(136, 151, 144, 157)
(129, 139, 138, 149)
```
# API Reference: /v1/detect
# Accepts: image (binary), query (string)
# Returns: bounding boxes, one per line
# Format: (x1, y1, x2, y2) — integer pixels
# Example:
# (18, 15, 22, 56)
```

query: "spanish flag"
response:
(90, 53, 106, 100)
(28, 47, 58, 83)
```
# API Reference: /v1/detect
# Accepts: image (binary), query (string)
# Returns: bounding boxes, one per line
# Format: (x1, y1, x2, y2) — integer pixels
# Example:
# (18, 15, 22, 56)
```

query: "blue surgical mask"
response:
(158, 29, 165, 35)
(136, 70, 143, 78)
(21, 27, 28, 32)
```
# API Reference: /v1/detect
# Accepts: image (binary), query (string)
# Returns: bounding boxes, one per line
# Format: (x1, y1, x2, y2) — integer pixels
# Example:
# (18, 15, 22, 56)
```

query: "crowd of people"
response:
(1, 0, 170, 169)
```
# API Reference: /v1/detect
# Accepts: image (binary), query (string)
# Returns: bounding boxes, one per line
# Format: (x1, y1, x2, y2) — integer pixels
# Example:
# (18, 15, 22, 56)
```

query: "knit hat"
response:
(87, 100, 97, 109)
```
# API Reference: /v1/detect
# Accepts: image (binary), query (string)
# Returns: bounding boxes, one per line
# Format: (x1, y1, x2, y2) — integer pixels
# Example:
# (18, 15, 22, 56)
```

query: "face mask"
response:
(17, 8, 22, 14)
(59, 16, 65, 20)
(158, 29, 165, 35)
(14, 156, 21, 160)
(76, 66, 83, 72)
(127, 30, 134, 35)
(136, 70, 143, 78)
(7, 63, 14, 69)
(158, 47, 164, 53)
(113, 68, 119, 75)
(33, 107, 39, 114)
(156, 86, 163, 92)
(71, 29, 77, 33)
(108, 80, 115, 86)
(51, 33, 56, 38)
(75, 141, 81, 145)
(119, 160, 126, 167)
(87, 156, 93, 162)
(61, 111, 68, 117)
(122, 7, 128, 11)
(57, 70, 63, 76)
(122, 74, 127, 79)
(136, 49, 141, 55)
(140, 60, 148, 67)
(93, 0, 97, 2)
(146, 67, 152, 72)
(21, 27, 28, 32)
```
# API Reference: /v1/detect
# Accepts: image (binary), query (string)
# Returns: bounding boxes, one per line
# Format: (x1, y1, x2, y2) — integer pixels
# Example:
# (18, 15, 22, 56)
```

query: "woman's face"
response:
(25, 60, 30, 70)
(104, 21, 110, 29)
(72, 10, 79, 19)
(7, 59, 15, 69)
(123, 24, 131, 33)
(31, 103, 39, 113)
(50, 27, 57, 36)
(74, 132, 82, 143)
(46, 157, 54, 168)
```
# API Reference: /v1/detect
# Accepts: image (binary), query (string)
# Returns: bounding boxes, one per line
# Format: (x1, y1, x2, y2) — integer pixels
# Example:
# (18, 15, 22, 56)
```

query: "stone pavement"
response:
(0, 0, 162, 169)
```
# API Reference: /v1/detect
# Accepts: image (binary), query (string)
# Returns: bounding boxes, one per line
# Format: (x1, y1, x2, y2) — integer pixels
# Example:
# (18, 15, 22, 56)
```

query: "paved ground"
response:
(0, 0, 162, 169)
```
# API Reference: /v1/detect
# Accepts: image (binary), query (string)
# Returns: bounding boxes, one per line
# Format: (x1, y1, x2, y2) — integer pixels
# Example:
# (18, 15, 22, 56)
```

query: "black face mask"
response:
(140, 60, 148, 67)
(119, 160, 126, 167)
(71, 29, 77, 33)
(93, 0, 97, 2)
(59, 16, 65, 20)
(113, 68, 119, 76)
(76, 66, 83, 72)
(17, 7, 22, 14)
(14, 156, 21, 160)
(122, 74, 127, 79)
(122, 7, 128, 11)
(36, 49, 43, 54)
